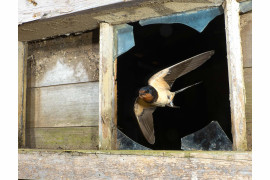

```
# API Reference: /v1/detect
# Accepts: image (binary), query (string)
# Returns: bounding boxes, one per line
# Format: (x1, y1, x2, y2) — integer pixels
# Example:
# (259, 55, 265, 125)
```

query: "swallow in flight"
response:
(134, 50, 215, 144)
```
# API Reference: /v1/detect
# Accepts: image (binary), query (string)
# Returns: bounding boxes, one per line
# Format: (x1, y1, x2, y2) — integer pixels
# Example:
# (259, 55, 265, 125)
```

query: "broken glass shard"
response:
(181, 121, 232, 150)
(117, 129, 151, 150)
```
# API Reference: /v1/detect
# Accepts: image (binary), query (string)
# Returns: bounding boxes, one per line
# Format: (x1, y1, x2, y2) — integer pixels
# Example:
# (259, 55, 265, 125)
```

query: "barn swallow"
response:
(134, 50, 215, 144)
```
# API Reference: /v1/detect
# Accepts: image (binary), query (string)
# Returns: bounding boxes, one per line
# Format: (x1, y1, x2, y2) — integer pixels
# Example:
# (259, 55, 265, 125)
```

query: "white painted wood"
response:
(19, 0, 127, 24)
(224, 0, 247, 151)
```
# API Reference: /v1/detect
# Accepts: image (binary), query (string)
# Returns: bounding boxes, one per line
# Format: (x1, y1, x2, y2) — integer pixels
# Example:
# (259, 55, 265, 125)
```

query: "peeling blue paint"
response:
(239, 0, 252, 13)
(114, 24, 135, 57)
(139, 7, 224, 33)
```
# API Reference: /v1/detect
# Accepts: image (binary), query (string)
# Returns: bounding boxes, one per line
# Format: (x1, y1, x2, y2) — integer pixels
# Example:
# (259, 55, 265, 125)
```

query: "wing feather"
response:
(134, 97, 156, 144)
(148, 50, 215, 90)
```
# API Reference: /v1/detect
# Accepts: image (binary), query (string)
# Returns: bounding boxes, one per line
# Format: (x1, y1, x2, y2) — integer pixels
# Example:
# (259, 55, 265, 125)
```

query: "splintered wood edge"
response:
(18, 41, 28, 148)
(224, 0, 247, 151)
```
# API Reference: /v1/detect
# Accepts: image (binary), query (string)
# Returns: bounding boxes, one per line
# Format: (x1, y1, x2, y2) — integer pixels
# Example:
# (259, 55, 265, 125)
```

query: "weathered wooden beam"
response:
(18, 149, 252, 179)
(18, 0, 127, 25)
(18, 0, 224, 41)
(224, 0, 247, 150)
(18, 42, 28, 148)
(99, 23, 117, 150)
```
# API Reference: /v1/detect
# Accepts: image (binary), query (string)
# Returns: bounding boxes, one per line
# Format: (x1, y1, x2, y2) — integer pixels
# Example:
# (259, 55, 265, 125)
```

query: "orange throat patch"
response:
(140, 93, 154, 103)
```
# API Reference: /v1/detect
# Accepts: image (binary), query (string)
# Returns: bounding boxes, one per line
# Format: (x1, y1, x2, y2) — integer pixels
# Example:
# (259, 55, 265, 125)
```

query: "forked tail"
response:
(174, 82, 202, 94)
(167, 82, 202, 108)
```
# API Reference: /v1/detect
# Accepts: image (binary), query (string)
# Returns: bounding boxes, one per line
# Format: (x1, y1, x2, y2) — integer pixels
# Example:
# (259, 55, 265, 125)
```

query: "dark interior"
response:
(117, 14, 231, 150)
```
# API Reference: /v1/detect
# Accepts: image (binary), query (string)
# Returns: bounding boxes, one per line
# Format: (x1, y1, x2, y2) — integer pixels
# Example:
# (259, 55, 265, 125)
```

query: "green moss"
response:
(28, 127, 98, 150)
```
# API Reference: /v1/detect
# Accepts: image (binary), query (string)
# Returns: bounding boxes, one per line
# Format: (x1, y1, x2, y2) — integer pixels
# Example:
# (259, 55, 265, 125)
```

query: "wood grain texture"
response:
(246, 122, 252, 151)
(241, 11, 252, 151)
(240, 12, 252, 68)
(19, 150, 252, 179)
(244, 68, 252, 150)
(27, 82, 99, 128)
(99, 23, 117, 150)
(25, 127, 98, 150)
(18, 42, 28, 148)
(224, 0, 247, 151)
(244, 68, 252, 123)
(18, 0, 223, 41)
(28, 31, 99, 88)
(18, 0, 126, 24)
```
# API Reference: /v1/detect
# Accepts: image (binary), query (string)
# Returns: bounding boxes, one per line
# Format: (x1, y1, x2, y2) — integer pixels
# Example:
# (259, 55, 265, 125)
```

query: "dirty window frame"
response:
(18, 0, 250, 152)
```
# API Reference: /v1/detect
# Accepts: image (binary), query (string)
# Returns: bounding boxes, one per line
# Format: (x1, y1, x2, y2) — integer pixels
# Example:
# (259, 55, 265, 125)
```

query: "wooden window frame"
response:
(98, 0, 248, 151)
(18, 0, 248, 151)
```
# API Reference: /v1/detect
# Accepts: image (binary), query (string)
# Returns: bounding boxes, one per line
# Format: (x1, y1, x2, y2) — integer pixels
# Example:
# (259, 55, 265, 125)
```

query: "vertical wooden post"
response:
(18, 41, 28, 148)
(224, 0, 247, 151)
(99, 23, 117, 150)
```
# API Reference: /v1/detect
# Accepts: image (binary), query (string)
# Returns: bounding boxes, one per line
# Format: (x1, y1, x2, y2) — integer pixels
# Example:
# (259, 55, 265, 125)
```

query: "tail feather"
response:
(174, 82, 202, 94)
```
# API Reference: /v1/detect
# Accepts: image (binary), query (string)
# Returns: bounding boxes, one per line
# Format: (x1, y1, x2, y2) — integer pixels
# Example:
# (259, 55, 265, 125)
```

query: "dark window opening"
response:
(117, 15, 231, 150)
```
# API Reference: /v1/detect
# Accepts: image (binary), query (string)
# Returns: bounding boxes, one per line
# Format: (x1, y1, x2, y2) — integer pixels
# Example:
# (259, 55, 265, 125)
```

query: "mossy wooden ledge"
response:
(19, 149, 252, 179)
(25, 127, 99, 150)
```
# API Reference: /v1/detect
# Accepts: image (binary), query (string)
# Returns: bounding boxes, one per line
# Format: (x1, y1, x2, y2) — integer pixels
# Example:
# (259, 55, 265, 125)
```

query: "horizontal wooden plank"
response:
(19, 150, 252, 179)
(240, 12, 252, 68)
(19, 0, 223, 41)
(28, 31, 99, 88)
(25, 127, 98, 150)
(27, 82, 99, 128)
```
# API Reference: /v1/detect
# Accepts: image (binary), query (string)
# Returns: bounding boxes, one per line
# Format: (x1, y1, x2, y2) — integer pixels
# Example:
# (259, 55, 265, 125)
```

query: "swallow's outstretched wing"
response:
(134, 97, 156, 144)
(148, 50, 215, 90)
